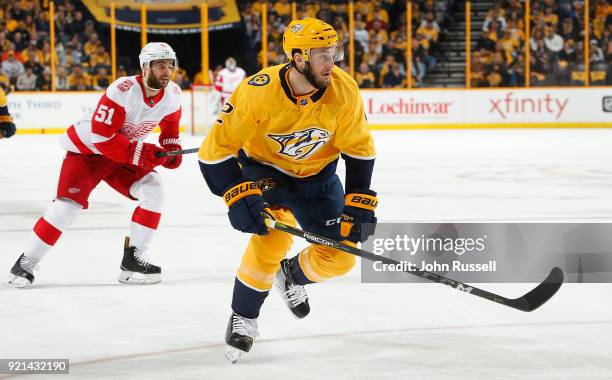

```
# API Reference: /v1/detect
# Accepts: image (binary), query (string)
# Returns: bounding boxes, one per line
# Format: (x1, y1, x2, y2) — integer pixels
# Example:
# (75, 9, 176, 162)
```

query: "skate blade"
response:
(118, 271, 161, 285)
(225, 346, 246, 364)
(7, 273, 32, 288)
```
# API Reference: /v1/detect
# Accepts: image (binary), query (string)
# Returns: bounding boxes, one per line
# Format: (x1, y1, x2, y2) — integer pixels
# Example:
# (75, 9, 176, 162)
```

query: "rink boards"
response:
(7, 87, 612, 134)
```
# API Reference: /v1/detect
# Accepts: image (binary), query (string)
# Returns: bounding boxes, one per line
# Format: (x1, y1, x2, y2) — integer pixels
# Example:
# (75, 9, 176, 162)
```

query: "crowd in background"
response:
(0, 0, 609, 93)
(0, 0, 116, 91)
(472, 0, 611, 87)
(240, 0, 450, 88)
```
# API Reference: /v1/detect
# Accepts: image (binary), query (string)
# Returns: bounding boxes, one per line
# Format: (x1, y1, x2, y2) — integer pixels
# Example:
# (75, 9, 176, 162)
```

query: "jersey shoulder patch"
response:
(248, 73, 270, 87)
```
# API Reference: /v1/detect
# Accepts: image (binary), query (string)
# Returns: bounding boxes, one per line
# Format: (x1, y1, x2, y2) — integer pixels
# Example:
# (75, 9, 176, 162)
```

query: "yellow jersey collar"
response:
(279, 63, 326, 106)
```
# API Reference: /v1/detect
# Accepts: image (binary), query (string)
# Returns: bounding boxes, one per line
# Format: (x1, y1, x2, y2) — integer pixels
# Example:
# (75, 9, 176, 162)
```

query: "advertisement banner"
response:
(361, 88, 612, 128)
(8, 87, 612, 133)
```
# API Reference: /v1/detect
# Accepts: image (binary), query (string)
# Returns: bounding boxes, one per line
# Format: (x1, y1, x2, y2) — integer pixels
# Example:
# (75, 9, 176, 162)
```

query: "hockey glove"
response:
(341, 190, 378, 243)
(224, 179, 269, 235)
(0, 121, 16, 139)
(160, 138, 182, 169)
(127, 141, 168, 170)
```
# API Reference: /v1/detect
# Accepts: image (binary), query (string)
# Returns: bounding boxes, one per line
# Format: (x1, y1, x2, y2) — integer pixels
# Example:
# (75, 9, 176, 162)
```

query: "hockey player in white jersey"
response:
(8, 42, 183, 287)
(214, 57, 246, 107)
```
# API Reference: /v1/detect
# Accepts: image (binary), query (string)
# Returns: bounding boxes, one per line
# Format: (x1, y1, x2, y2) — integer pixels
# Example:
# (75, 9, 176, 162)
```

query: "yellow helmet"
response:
(283, 18, 342, 62)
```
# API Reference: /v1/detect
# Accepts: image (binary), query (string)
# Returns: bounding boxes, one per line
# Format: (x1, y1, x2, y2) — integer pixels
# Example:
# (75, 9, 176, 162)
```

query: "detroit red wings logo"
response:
(117, 80, 134, 92)
(120, 121, 159, 140)
(268, 127, 331, 160)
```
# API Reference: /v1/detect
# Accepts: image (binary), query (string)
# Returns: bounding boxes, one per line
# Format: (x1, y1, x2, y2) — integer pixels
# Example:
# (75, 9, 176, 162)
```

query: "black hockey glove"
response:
(340, 189, 378, 243)
(223, 179, 269, 235)
(0, 121, 16, 139)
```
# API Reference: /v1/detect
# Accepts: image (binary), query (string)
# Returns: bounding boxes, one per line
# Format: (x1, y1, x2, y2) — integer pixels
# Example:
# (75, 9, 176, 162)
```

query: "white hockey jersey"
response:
(60, 75, 182, 158)
(214, 67, 246, 98)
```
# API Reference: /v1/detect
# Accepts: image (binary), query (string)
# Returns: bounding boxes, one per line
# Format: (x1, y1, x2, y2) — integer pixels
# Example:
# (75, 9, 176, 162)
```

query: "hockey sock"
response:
(232, 277, 269, 319)
(23, 198, 81, 263)
(130, 206, 161, 252)
(290, 256, 315, 285)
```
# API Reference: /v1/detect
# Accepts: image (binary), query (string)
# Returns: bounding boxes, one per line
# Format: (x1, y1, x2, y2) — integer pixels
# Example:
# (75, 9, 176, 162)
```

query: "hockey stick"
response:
(263, 218, 564, 312)
(156, 147, 200, 157)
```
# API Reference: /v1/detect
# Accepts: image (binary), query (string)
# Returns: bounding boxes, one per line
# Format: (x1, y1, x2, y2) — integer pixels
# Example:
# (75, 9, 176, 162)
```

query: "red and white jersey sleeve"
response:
(214, 68, 246, 97)
(60, 75, 182, 159)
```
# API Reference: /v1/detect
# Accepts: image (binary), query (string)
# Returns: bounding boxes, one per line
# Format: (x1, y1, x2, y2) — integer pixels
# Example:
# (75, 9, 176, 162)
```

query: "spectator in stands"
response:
(13, 31, 28, 52)
(541, 7, 559, 27)
(411, 37, 427, 87)
(172, 70, 192, 90)
(416, 17, 440, 50)
(354, 20, 369, 50)
(90, 45, 110, 71)
(316, 2, 334, 24)
(34, 11, 49, 37)
(544, 26, 564, 53)
(274, 0, 292, 18)
(382, 62, 404, 87)
(23, 40, 43, 65)
(67, 64, 91, 90)
(532, 38, 553, 85)
(55, 66, 68, 90)
(590, 39, 605, 62)
(369, 20, 389, 46)
(557, 40, 577, 85)
(483, 3, 507, 32)
(92, 66, 111, 91)
(84, 33, 100, 58)
(486, 64, 503, 87)
(559, 17, 580, 43)
(2, 51, 25, 85)
(16, 65, 36, 90)
(36, 67, 51, 91)
(506, 9, 524, 31)
(355, 62, 376, 88)
(507, 52, 526, 86)
(68, 11, 86, 38)
(367, 5, 389, 30)
(419, 12, 440, 33)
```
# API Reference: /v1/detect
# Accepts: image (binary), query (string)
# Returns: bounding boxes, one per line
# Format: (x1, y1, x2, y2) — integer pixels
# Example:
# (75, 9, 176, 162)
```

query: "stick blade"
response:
(508, 267, 564, 312)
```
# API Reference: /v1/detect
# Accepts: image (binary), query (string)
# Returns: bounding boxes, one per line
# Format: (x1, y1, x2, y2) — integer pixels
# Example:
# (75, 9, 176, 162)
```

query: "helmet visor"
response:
(309, 44, 344, 65)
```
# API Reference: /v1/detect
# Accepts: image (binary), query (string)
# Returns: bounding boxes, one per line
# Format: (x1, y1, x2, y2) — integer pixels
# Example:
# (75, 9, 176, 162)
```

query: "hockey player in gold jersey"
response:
(198, 18, 377, 363)
(0, 85, 16, 139)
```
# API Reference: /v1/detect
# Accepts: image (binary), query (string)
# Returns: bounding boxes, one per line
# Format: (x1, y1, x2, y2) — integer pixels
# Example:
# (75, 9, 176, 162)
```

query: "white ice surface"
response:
(1, 130, 612, 379)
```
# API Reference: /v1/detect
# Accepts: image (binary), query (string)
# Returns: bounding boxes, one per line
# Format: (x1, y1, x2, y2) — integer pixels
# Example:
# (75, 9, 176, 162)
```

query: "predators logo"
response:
(268, 127, 331, 160)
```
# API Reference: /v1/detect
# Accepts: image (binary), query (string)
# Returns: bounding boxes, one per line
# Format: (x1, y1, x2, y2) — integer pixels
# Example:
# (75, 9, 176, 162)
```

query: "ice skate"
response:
(118, 237, 161, 284)
(275, 257, 310, 319)
(7, 254, 37, 288)
(225, 311, 259, 364)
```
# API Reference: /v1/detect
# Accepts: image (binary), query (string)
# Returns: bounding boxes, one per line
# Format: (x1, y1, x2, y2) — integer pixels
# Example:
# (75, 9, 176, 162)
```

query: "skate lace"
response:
(19, 255, 39, 273)
(232, 314, 259, 339)
(285, 283, 308, 307)
(134, 249, 152, 267)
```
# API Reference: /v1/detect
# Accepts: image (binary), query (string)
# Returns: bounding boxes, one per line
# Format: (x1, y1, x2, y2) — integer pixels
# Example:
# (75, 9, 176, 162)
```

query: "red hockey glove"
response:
(127, 141, 168, 170)
(160, 140, 182, 169)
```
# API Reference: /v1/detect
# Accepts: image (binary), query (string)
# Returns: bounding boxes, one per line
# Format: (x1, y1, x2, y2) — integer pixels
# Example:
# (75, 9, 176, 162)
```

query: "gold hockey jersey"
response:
(199, 63, 375, 178)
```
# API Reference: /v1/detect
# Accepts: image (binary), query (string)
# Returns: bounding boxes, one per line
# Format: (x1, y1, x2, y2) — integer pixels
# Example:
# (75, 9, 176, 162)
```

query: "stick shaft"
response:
(156, 148, 199, 157)
(264, 218, 562, 312)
